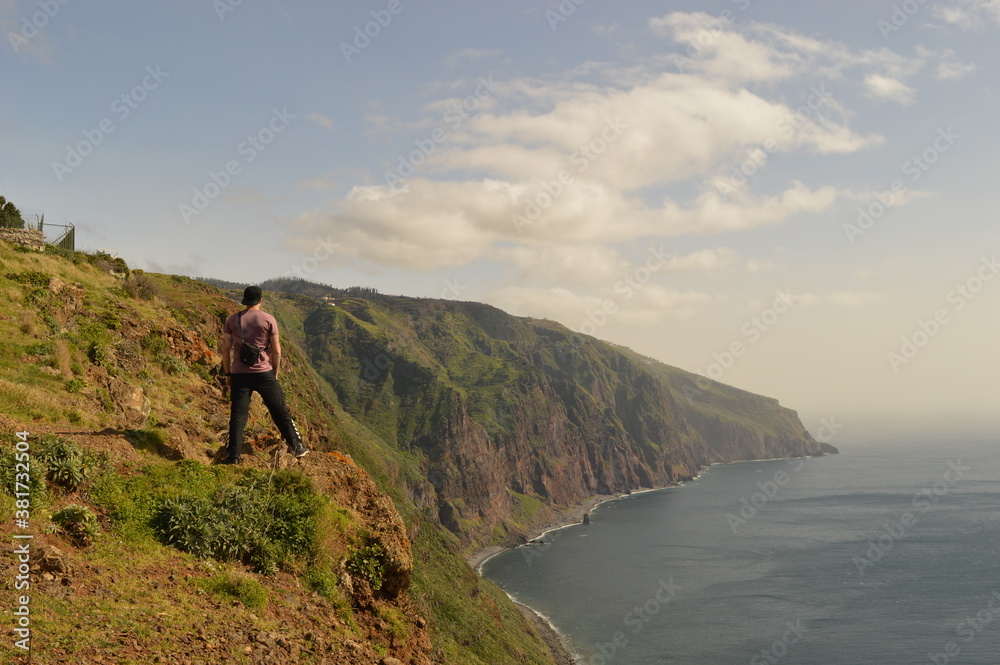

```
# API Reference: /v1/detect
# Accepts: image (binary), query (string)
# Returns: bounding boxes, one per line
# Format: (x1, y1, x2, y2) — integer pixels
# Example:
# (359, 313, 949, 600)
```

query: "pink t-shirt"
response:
(225, 309, 278, 373)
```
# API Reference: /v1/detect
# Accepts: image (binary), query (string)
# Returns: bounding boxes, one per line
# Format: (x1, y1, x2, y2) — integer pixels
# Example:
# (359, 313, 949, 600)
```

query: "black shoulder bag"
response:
(237, 311, 267, 366)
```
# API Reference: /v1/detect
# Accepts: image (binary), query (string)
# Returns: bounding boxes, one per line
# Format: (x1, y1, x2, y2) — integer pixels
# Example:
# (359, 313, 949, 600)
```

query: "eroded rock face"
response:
(105, 376, 151, 426)
(309, 451, 413, 600)
(164, 326, 220, 366)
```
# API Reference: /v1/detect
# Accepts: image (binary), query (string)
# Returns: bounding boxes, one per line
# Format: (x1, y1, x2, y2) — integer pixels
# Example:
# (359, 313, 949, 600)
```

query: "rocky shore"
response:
(516, 603, 579, 665)
(467, 493, 623, 665)
(468, 494, 614, 572)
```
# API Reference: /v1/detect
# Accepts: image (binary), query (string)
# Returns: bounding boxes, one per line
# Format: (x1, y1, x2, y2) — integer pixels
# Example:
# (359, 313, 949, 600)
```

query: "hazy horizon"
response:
(3, 1, 998, 436)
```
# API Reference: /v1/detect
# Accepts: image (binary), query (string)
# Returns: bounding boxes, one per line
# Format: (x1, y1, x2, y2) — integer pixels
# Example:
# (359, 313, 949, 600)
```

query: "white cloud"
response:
(864, 74, 917, 105)
(660, 247, 740, 273)
(934, 50, 977, 79)
(493, 245, 629, 285)
(307, 113, 335, 129)
(487, 284, 713, 330)
(934, 0, 1000, 29)
(286, 177, 843, 273)
(297, 168, 371, 192)
(1, 0, 60, 64)
(285, 11, 934, 285)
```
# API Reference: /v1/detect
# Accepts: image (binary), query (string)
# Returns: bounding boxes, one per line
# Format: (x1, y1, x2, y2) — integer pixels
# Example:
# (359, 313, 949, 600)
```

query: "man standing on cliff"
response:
(220, 286, 308, 463)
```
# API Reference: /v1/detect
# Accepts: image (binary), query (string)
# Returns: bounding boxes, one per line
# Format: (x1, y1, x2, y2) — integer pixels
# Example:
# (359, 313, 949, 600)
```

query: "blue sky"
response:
(3, 0, 999, 434)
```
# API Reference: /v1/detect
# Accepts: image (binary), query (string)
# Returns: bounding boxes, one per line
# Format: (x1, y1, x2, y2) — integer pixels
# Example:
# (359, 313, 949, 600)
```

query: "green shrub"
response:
(346, 539, 386, 592)
(199, 572, 267, 610)
(88, 251, 129, 276)
(26, 341, 54, 356)
(124, 428, 168, 455)
(121, 271, 159, 300)
(378, 606, 410, 640)
(87, 342, 108, 367)
(37, 435, 93, 491)
(154, 352, 186, 374)
(0, 440, 46, 501)
(152, 468, 322, 576)
(141, 333, 168, 355)
(51, 503, 100, 546)
(64, 378, 86, 393)
(5, 270, 49, 286)
(305, 565, 343, 601)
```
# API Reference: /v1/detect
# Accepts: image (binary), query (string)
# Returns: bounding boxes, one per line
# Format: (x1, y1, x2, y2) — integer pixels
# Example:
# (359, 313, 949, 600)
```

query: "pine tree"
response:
(0, 196, 25, 229)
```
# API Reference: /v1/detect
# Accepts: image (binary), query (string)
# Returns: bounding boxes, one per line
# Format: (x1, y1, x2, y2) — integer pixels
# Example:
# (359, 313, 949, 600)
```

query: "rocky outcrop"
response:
(0, 228, 45, 250)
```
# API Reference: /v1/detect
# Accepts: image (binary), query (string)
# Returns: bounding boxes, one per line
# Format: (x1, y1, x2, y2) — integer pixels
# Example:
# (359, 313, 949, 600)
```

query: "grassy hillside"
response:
(0, 241, 560, 665)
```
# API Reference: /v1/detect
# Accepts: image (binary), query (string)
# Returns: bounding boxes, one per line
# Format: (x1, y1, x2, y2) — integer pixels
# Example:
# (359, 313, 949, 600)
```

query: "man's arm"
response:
(221, 332, 233, 384)
(270, 334, 281, 376)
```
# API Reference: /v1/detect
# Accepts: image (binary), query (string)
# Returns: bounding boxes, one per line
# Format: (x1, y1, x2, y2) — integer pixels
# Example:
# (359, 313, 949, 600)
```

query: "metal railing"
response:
(20, 213, 76, 251)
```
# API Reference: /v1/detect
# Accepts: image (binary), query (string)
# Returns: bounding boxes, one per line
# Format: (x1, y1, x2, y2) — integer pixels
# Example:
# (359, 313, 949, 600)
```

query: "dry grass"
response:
(0, 377, 98, 427)
(19, 310, 37, 337)
(54, 338, 72, 377)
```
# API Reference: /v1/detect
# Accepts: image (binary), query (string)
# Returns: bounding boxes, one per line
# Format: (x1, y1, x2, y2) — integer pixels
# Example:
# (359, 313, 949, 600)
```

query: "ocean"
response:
(481, 439, 1000, 665)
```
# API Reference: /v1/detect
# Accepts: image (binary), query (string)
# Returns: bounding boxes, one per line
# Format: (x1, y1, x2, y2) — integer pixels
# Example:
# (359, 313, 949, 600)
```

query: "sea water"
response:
(481, 439, 1000, 664)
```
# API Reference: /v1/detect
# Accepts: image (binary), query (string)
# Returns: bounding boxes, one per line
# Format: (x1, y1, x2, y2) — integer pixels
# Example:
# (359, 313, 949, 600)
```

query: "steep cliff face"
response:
(254, 283, 833, 552)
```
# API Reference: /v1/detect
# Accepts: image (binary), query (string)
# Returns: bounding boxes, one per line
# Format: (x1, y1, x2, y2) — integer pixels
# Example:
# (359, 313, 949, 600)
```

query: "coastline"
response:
(467, 493, 615, 572)
(515, 602, 579, 665)
(467, 489, 675, 665)
(467, 456, 829, 663)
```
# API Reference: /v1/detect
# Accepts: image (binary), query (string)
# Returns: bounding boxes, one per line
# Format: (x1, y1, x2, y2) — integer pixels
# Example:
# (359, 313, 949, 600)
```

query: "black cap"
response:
(241, 286, 262, 306)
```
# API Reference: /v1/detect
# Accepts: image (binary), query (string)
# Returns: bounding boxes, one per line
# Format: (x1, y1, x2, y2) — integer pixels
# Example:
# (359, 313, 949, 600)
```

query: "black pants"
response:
(227, 371, 302, 461)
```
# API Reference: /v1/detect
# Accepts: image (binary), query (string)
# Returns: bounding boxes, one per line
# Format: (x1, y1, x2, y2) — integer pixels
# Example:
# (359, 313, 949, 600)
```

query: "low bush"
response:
(121, 271, 159, 300)
(346, 538, 387, 592)
(151, 468, 322, 576)
(36, 434, 96, 492)
(51, 503, 100, 546)
(64, 378, 86, 393)
(199, 572, 268, 610)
